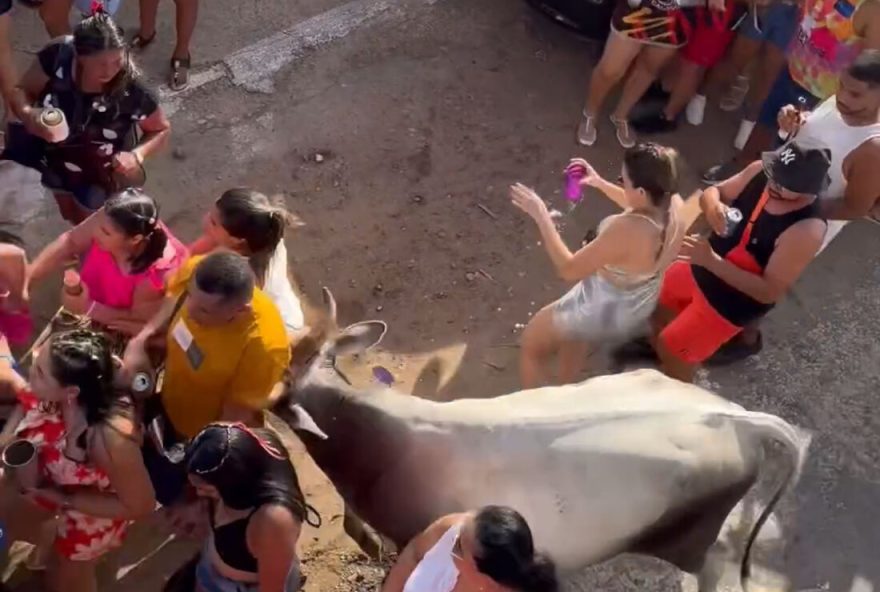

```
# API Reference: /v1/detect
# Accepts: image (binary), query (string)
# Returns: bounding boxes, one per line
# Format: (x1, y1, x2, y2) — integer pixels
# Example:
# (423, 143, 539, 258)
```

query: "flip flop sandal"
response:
(130, 32, 156, 51)
(169, 56, 191, 91)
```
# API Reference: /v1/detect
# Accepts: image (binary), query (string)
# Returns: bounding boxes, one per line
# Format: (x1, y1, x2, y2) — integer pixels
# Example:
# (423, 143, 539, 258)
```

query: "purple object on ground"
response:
(565, 167, 585, 202)
(372, 366, 395, 386)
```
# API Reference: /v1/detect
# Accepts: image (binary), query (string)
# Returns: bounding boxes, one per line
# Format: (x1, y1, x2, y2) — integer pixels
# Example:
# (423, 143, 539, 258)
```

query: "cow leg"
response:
(343, 505, 385, 560)
(696, 544, 726, 592)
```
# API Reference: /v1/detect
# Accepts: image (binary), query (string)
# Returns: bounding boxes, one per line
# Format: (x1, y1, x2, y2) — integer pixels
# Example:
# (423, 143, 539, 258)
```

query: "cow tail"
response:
(737, 412, 811, 590)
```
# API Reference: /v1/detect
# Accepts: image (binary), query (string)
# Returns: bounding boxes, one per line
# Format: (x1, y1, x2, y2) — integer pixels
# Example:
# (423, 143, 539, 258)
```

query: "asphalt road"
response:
(4, 0, 879, 590)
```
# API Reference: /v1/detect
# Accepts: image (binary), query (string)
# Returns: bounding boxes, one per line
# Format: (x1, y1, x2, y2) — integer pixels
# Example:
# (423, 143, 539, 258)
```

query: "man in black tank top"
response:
(651, 142, 830, 382)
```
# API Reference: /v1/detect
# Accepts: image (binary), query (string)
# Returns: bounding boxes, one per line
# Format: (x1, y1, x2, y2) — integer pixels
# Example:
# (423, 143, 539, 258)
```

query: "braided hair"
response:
(48, 329, 116, 425)
(185, 424, 311, 522)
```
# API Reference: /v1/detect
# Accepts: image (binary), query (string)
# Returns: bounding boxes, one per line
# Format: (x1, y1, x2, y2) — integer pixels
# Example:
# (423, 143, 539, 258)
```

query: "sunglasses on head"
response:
(190, 422, 286, 475)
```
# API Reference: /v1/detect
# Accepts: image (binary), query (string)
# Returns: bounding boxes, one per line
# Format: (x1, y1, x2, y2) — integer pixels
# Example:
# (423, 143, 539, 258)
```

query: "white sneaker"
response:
(686, 95, 707, 126)
(733, 119, 755, 150)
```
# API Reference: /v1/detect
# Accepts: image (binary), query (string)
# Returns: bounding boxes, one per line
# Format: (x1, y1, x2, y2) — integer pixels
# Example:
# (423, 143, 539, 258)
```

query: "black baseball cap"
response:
(761, 142, 832, 195)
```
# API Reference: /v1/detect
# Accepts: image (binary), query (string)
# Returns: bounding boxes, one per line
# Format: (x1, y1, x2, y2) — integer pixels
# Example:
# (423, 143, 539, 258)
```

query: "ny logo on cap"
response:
(780, 148, 797, 165)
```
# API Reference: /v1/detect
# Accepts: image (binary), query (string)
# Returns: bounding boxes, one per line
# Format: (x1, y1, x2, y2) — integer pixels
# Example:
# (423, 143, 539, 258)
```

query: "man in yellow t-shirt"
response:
(123, 251, 290, 504)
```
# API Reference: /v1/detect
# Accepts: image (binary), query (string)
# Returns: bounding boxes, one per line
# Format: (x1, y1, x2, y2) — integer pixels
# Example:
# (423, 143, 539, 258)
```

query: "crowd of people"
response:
(0, 0, 878, 591)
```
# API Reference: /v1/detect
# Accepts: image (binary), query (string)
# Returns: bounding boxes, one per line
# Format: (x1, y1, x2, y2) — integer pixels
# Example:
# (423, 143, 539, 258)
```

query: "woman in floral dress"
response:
(0, 329, 155, 592)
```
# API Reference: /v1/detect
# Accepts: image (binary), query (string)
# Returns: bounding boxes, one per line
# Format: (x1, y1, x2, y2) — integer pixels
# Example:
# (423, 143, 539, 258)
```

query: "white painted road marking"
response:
(160, 0, 437, 114)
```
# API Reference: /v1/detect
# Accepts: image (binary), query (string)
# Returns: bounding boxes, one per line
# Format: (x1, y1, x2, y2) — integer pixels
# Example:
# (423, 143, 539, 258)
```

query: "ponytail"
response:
(473, 506, 560, 592)
(214, 188, 303, 284)
(130, 225, 168, 274)
(104, 188, 166, 274)
(521, 553, 559, 592)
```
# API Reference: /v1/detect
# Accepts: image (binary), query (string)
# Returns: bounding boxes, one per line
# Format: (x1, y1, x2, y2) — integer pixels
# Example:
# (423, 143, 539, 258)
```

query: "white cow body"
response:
(347, 370, 805, 572)
(283, 366, 809, 583)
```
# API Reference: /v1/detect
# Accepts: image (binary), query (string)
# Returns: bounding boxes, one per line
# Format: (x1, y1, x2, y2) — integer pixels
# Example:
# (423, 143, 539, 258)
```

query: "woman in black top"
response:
(7, 9, 170, 224)
(185, 423, 317, 592)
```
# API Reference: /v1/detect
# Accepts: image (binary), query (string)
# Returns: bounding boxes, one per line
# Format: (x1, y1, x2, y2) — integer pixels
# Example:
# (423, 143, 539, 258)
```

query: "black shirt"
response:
(692, 171, 823, 326)
(34, 38, 159, 197)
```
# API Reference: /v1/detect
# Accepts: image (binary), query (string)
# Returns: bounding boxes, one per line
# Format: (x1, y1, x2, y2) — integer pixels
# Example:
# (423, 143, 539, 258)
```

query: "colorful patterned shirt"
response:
(788, 0, 868, 99)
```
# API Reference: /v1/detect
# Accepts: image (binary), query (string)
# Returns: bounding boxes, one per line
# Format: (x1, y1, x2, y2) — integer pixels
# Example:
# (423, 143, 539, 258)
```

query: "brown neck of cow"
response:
(291, 379, 408, 509)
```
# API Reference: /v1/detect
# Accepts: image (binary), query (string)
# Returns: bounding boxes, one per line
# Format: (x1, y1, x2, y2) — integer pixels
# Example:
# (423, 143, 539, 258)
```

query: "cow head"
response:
(272, 287, 387, 441)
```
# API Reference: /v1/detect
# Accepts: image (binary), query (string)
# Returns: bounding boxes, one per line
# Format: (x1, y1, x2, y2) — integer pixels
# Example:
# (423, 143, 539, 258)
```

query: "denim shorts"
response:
(739, 2, 799, 49)
(757, 68, 820, 129)
(195, 547, 301, 592)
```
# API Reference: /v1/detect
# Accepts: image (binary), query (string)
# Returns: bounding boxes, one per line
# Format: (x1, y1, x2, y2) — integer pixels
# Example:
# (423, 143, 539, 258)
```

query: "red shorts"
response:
(680, 17, 737, 68)
(658, 261, 742, 364)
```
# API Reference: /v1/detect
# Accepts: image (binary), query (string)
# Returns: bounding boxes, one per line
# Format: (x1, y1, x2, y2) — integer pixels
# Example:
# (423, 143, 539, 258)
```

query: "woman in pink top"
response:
(28, 189, 188, 335)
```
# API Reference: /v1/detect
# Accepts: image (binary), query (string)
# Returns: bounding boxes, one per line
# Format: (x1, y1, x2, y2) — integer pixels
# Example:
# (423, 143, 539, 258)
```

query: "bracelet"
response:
(133, 150, 145, 166)
(86, 300, 97, 317)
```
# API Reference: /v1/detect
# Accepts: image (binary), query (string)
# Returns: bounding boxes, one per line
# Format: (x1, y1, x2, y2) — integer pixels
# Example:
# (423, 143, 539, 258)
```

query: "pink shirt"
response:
(80, 224, 188, 309)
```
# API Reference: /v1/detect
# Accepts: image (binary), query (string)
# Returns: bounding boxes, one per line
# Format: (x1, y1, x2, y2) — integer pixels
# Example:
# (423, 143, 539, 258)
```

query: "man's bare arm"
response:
(820, 139, 880, 220)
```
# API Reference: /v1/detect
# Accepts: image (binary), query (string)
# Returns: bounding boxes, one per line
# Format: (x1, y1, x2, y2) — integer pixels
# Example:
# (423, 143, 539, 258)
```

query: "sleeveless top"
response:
(794, 96, 880, 239)
(794, 96, 880, 200)
(404, 522, 462, 592)
(211, 507, 261, 573)
(598, 205, 682, 290)
(261, 241, 305, 333)
(693, 172, 823, 325)
(79, 222, 188, 310)
(787, 0, 868, 99)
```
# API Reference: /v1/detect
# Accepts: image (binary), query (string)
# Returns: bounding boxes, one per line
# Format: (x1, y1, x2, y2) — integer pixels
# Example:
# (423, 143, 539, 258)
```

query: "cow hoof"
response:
(343, 511, 385, 561)
(358, 532, 385, 562)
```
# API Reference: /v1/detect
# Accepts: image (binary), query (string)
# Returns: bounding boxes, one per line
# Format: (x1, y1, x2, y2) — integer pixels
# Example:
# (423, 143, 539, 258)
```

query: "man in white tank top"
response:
(705, 50, 880, 366)
(779, 50, 880, 252)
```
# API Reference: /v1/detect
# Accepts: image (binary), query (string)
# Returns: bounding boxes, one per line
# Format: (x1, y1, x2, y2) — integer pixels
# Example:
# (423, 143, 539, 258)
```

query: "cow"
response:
(272, 289, 810, 591)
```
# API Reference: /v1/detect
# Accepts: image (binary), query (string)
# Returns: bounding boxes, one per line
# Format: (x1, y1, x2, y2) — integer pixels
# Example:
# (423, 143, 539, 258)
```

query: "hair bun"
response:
(523, 553, 559, 592)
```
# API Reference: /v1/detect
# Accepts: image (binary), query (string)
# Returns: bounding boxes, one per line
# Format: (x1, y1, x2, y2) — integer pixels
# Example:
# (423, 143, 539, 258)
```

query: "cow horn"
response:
(321, 287, 338, 326)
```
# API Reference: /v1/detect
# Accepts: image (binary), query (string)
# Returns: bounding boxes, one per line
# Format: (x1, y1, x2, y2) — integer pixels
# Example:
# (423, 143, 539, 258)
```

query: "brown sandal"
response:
(130, 31, 156, 51)
(169, 55, 191, 91)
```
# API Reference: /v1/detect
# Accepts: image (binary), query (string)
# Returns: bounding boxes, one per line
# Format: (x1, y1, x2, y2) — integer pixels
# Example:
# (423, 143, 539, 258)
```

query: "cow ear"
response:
(288, 404, 329, 440)
(328, 321, 387, 358)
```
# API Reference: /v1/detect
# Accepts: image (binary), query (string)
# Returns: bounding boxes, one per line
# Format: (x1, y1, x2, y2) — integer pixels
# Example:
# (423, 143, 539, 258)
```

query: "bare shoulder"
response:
(781, 217, 827, 247)
(248, 504, 302, 558)
(89, 413, 141, 465)
(253, 504, 300, 528)
(412, 513, 467, 555)
(844, 137, 880, 177)
(856, 136, 880, 161)
(251, 504, 302, 538)
(857, 0, 880, 35)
